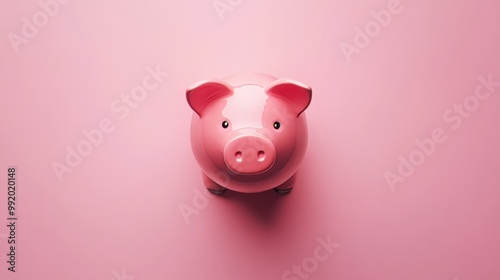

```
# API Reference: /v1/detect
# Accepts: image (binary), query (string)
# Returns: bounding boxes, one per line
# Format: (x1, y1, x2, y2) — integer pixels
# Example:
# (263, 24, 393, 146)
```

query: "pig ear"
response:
(186, 80, 233, 117)
(265, 78, 312, 116)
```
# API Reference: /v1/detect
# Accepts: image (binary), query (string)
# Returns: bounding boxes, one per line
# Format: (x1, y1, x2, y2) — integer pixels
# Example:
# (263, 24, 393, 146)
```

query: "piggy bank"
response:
(186, 73, 312, 194)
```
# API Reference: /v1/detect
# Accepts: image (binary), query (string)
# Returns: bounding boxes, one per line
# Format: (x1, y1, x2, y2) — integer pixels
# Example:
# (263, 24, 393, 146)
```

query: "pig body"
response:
(186, 73, 312, 194)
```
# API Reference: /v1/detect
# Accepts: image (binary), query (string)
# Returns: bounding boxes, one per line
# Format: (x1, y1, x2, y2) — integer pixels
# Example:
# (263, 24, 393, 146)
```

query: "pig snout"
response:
(224, 135, 276, 175)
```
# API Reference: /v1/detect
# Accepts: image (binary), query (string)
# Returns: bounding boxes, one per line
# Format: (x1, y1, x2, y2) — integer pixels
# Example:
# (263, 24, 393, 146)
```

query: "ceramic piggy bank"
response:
(186, 73, 312, 194)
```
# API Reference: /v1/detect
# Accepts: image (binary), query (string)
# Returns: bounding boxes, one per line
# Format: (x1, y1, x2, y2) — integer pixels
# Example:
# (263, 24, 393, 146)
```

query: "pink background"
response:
(1, 0, 500, 279)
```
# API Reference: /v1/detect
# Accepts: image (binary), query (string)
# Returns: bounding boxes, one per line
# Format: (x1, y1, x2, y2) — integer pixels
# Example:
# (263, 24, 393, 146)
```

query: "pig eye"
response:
(222, 120, 229, 129)
(273, 121, 281, 130)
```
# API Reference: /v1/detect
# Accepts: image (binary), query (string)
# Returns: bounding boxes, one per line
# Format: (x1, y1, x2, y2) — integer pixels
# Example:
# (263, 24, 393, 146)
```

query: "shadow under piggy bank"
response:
(218, 188, 291, 225)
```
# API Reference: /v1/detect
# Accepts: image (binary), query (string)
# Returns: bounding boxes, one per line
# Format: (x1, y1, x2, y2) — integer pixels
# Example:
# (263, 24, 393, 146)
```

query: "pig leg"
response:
(274, 173, 297, 194)
(202, 172, 227, 195)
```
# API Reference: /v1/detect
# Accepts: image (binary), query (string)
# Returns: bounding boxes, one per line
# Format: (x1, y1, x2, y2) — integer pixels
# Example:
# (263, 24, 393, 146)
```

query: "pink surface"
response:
(1, 0, 500, 279)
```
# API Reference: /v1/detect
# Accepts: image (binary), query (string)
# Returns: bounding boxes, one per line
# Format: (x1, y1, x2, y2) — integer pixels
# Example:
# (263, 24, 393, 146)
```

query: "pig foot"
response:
(274, 173, 297, 194)
(207, 188, 227, 195)
(202, 172, 227, 195)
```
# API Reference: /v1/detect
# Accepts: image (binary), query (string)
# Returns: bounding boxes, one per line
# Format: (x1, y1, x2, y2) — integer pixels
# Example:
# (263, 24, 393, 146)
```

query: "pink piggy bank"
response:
(186, 73, 312, 194)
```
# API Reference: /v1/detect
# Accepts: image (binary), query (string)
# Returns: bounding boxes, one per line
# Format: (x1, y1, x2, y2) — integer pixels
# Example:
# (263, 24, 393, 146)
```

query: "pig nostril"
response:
(257, 151, 265, 161)
(235, 151, 242, 162)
